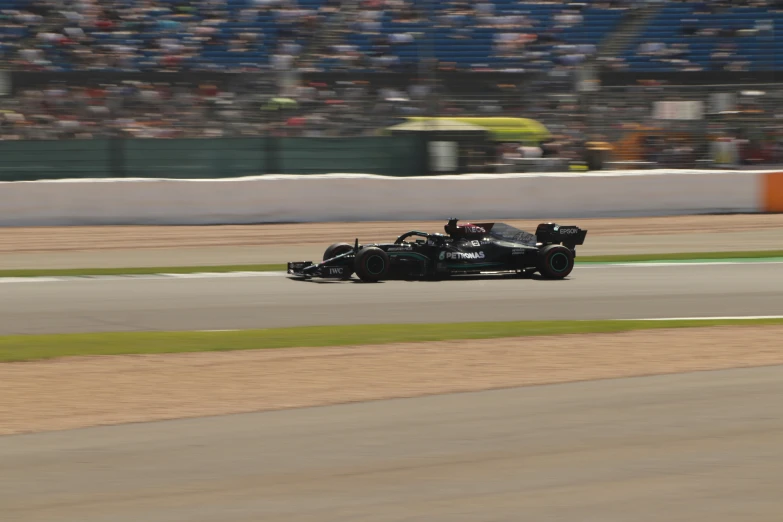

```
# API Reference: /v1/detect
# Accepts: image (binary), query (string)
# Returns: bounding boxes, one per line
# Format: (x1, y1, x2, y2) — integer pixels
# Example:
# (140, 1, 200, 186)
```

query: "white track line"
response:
(0, 277, 63, 283)
(0, 259, 781, 284)
(0, 272, 287, 284)
(159, 271, 285, 279)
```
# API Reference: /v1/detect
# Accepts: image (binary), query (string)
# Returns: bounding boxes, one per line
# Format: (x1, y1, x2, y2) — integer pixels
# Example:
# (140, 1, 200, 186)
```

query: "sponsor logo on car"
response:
(328, 267, 344, 275)
(444, 251, 485, 260)
(559, 227, 580, 235)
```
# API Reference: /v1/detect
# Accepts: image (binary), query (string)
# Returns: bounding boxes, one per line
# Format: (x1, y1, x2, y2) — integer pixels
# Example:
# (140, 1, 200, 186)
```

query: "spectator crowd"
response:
(2, 0, 780, 74)
(1, 0, 782, 168)
(1, 0, 654, 73)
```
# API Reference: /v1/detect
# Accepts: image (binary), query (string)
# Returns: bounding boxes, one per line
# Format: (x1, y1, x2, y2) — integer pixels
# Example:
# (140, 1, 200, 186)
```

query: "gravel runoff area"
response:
(4, 214, 783, 253)
(2, 326, 783, 436)
(2, 214, 783, 268)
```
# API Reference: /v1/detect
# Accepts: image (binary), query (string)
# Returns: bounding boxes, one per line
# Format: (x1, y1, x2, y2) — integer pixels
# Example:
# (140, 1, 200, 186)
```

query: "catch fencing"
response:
(2, 77, 783, 181)
(577, 82, 783, 169)
(409, 81, 783, 171)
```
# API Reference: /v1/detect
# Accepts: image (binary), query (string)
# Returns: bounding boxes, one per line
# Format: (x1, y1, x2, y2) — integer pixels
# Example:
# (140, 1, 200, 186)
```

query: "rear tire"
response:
(354, 247, 390, 282)
(537, 244, 574, 279)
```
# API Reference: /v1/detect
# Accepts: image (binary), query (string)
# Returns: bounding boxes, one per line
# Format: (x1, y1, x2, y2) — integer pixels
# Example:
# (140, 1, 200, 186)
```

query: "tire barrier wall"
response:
(764, 172, 783, 213)
(0, 170, 779, 227)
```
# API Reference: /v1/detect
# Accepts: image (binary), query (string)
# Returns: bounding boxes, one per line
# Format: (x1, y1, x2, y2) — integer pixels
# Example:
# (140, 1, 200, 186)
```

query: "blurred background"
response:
(1, 0, 782, 178)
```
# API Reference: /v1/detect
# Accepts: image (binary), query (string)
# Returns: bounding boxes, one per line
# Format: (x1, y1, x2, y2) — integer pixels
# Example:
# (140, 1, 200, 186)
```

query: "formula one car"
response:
(287, 219, 587, 282)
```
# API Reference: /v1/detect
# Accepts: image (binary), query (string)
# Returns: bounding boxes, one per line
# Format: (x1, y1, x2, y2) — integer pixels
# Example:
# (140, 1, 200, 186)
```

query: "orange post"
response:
(764, 172, 783, 213)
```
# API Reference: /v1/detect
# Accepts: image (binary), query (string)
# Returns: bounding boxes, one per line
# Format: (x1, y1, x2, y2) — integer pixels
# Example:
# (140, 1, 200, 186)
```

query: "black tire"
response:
(354, 247, 390, 282)
(323, 242, 353, 261)
(537, 244, 575, 279)
(323, 242, 354, 280)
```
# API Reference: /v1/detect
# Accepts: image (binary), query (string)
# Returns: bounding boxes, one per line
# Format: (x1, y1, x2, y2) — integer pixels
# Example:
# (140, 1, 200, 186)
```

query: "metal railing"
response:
(2, 77, 782, 175)
(579, 83, 783, 169)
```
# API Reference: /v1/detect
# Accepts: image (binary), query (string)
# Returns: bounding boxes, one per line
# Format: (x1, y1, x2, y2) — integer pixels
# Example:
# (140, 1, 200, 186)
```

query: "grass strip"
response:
(1, 250, 783, 278)
(2, 318, 782, 363)
(0, 264, 287, 278)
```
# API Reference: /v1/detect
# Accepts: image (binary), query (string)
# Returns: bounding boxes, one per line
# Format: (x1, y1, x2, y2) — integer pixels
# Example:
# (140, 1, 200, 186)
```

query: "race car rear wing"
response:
(535, 223, 587, 248)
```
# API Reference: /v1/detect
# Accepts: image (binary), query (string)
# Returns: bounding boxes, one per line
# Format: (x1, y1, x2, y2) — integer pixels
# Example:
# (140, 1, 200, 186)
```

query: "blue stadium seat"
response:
(315, 2, 624, 72)
(5, 0, 780, 72)
(622, 3, 781, 71)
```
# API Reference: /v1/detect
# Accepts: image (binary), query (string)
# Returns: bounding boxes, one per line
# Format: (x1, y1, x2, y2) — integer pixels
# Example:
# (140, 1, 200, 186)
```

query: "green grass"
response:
(1, 250, 783, 278)
(2, 318, 782, 363)
(0, 264, 287, 278)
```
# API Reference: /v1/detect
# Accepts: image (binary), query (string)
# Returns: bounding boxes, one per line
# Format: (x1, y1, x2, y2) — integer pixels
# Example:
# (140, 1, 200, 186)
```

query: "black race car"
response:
(287, 218, 587, 282)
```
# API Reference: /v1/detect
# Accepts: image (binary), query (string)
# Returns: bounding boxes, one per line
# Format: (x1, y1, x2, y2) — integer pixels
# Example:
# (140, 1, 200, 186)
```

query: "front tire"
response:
(323, 242, 353, 261)
(354, 247, 390, 282)
(323, 242, 354, 280)
(537, 244, 574, 279)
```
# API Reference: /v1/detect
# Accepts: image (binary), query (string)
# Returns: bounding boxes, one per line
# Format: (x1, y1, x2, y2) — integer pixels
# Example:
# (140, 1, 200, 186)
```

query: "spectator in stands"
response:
(5, 0, 783, 75)
(3, 0, 783, 172)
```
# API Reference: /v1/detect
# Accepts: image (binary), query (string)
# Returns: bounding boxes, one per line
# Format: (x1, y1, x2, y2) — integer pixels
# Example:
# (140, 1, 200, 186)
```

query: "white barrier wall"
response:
(0, 170, 767, 226)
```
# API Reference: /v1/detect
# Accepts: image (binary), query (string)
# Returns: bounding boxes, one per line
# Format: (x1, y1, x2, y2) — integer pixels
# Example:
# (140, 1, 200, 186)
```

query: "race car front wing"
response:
(287, 260, 355, 279)
(288, 239, 360, 279)
(287, 261, 316, 278)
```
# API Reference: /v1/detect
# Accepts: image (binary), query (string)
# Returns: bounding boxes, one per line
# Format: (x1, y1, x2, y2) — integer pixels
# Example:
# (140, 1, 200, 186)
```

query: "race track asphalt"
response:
(2, 365, 782, 522)
(3, 261, 783, 335)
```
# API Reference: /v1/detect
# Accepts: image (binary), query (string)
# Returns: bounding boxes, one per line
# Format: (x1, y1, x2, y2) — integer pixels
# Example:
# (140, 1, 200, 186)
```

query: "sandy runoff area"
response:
(2, 326, 782, 436)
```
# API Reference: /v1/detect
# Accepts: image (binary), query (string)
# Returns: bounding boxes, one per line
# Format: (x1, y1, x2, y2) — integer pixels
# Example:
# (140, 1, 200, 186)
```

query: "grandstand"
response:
(313, 1, 625, 72)
(1, 0, 781, 172)
(621, 2, 783, 72)
(2, 1, 779, 73)
(2, 0, 328, 72)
